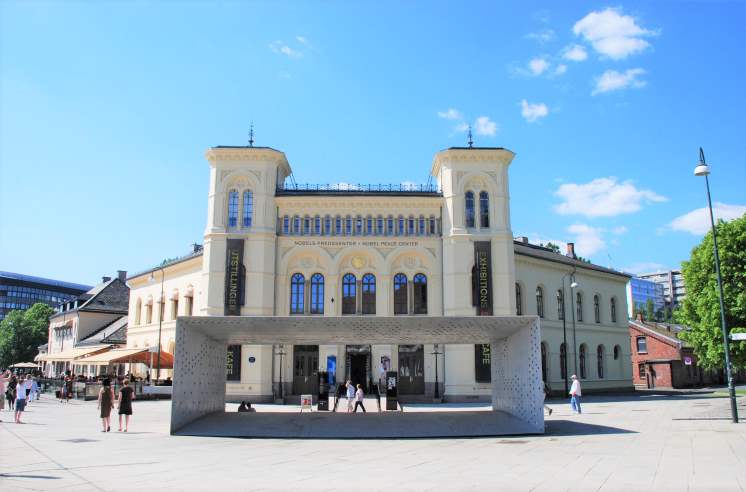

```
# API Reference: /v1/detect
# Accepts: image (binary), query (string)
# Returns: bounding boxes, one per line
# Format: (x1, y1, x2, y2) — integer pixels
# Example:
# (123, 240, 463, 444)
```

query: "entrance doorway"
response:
(346, 345, 371, 392)
(398, 344, 424, 395)
(292, 345, 318, 395)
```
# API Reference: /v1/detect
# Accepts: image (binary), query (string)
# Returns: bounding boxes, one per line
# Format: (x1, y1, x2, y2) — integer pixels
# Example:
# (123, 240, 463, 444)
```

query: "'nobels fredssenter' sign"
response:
(224, 239, 245, 316)
(474, 241, 493, 383)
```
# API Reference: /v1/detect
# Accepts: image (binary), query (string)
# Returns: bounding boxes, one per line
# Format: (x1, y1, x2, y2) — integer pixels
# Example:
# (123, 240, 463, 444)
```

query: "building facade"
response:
(0, 271, 91, 321)
(638, 269, 686, 308)
(626, 277, 666, 318)
(126, 144, 634, 401)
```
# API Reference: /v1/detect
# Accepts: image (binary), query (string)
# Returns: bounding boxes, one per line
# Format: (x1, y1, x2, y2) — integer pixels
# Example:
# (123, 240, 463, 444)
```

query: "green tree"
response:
(0, 303, 54, 367)
(645, 298, 655, 322)
(678, 214, 746, 370)
(544, 242, 561, 254)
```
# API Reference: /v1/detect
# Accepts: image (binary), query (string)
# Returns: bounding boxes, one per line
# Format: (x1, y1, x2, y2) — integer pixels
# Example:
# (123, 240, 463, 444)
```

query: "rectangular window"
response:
(638, 363, 646, 378)
(242, 191, 253, 227)
(185, 296, 193, 316)
(366, 217, 373, 236)
(636, 336, 647, 353)
(376, 217, 384, 235)
(282, 216, 290, 235)
(387, 217, 394, 236)
(335, 216, 342, 235)
(324, 216, 332, 236)
(314, 216, 321, 235)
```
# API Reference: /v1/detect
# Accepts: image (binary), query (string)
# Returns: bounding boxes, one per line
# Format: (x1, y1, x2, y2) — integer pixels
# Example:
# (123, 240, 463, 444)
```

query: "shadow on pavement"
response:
(0, 473, 61, 480)
(544, 420, 637, 436)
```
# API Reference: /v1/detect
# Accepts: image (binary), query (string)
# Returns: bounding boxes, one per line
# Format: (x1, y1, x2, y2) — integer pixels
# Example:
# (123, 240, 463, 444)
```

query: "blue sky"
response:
(1, 1, 745, 286)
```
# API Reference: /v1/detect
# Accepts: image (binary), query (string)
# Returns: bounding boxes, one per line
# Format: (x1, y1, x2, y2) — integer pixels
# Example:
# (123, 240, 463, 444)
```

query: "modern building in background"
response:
(638, 269, 686, 308)
(0, 271, 91, 321)
(626, 277, 666, 318)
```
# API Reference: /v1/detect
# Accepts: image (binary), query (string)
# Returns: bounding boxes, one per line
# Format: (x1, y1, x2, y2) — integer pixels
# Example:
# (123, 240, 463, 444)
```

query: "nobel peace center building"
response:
(126, 144, 633, 401)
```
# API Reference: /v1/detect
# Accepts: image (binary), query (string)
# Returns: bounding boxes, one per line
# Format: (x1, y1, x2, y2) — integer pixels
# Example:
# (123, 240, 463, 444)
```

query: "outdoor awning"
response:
(10, 362, 40, 368)
(80, 348, 174, 368)
(37, 345, 109, 362)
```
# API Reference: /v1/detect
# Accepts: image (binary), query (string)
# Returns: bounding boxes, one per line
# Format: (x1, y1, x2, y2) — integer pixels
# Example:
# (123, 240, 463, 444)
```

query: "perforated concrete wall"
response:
(491, 317, 544, 433)
(171, 323, 226, 433)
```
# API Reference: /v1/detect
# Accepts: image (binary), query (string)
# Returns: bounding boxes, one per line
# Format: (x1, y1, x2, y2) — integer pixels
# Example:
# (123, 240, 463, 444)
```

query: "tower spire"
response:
(467, 125, 474, 148)
(248, 122, 255, 147)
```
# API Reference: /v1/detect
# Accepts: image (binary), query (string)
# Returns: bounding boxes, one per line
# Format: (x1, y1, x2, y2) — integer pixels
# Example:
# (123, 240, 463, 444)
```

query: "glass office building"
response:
(0, 271, 91, 321)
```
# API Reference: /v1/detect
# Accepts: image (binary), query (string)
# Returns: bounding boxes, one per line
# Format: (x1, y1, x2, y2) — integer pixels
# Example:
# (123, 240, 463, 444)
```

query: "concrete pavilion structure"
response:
(125, 141, 633, 435)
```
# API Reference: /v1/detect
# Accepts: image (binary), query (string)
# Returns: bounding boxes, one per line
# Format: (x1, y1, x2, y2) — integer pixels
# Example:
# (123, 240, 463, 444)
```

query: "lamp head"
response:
(694, 147, 710, 176)
(570, 281, 578, 288)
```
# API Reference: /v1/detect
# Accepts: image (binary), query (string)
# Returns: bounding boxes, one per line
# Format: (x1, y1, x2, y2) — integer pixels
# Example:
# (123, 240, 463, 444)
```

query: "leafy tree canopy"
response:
(678, 214, 746, 369)
(0, 303, 55, 368)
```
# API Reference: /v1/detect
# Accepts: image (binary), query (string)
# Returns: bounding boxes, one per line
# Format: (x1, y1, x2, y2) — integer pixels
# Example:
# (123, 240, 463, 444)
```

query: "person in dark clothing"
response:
(117, 379, 135, 432)
(332, 382, 346, 412)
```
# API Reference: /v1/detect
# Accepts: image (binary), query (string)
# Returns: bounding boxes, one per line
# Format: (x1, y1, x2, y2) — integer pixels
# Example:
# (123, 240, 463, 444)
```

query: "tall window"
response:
(408, 216, 415, 236)
(557, 290, 564, 320)
(465, 191, 475, 228)
(418, 216, 426, 236)
(613, 345, 621, 360)
(345, 216, 353, 236)
(362, 274, 376, 315)
(185, 295, 193, 316)
(393, 273, 408, 315)
(610, 298, 617, 323)
(594, 295, 601, 323)
(386, 216, 394, 236)
(376, 216, 384, 235)
(293, 215, 301, 235)
(597, 345, 605, 378)
(560, 343, 567, 380)
(310, 274, 324, 314)
(303, 216, 311, 235)
(334, 216, 342, 236)
(355, 216, 363, 235)
(282, 215, 290, 235)
(135, 299, 142, 325)
(397, 216, 405, 236)
(413, 274, 427, 314)
(515, 283, 522, 315)
(242, 190, 253, 227)
(636, 336, 647, 353)
(366, 216, 373, 236)
(314, 216, 322, 235)
(146, 302, 153, 324)
(227, 190, 239, 227)
(638, 363, 646, 378)
(324, 215, 332, 236)
(290, 273, 305, 314)
(536, 287, 544, 318)
(429, 216, 436, 235)
(171, 298, 179, 320)
(576, 292, 583, 322)
(342, 274, 356, 315)
(479, 191, 489, 228)
(579, 344, 587, 379)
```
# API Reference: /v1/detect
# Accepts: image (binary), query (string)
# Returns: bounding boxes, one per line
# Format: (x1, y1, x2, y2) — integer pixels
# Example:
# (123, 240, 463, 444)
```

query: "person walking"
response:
(543, 381, 553, 416)
(0, 370, 10, 421)
(6, 374, 17, 411)
(569, 374, 582, 414)
(65, 375, 73, 403)
(15, 375, 29, 423)
(117, 379, 134, 432)
(30, 377, 39, 402)
(98, 378, 114, 432)
(345, 380, 355, 413)
(23, 376, 32, 405)
(332, 382, 346, 412)
(353, 384, 366, 413)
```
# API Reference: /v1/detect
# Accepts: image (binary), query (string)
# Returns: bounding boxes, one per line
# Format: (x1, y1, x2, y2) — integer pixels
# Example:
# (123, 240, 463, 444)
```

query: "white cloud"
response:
(562, 44, 588, 62)
(612, 226, 628, 235)
(526, 29, 556, 44)
(520, 100, 550, 123)
(474, 116, 498, 136)
(623, 262, 667, 275)
(437, 108, 463, 120)
(567, 223, 606, 256)
(592, 68, 646, 95)
(269, 37, 311, 58)
(573, 7, 657, 59)
(296, 36, 310, 47)
(554, 64, 568, 75)
(668, 203, 746, 235)
(528, 57, 550, 76)
(554, 177, 667, 217)
(454, 122, 469, 133)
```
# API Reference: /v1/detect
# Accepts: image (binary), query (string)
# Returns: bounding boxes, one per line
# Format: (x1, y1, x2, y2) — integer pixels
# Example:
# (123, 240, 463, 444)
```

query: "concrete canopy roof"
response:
(177, 315, 537, 345)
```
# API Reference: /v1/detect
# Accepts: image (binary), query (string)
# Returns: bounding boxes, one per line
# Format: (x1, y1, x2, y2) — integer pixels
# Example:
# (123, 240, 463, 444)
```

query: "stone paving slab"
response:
(1, 392, 744, 491)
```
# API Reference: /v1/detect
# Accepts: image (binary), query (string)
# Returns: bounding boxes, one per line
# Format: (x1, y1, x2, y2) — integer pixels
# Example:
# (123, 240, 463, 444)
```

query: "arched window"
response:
(324, 215, 332, 236)
(541, 342, 548, 382)
(465, 191, 475, 228)
(557, 289, 565, 320)
(134, 299, 142, 325)
(407, 216, 415, 236)
(184, 294, 193, 316)
(303, 216, 311, 235)
(310, 274, 324, 314)
(242, 190, 253, 227)
(293, 215, 301, 235)
(597, 345, 605, 379)
(334, 215, 342, 236)
(342, 273, 356, 315)
(418, 216, 426, 236)
(290, 273, 305, 314)
(515, 283, 523, 315)
(560, 343, 567, 380)
(366, 216, 373, 236)
(345, 216, 353, 236)
(376, 216, 384, 235)
(479, 191, 489, 228)
(579, 344, 587, 379)
(535, 287, 544, 318)
(282, 215, 290, 235)
(610, 298, 617, 323)
(613, 345, 621, 360)
(429, 216, 437, 235)
(361, 274, 376, 315)
(355, 215, 363, 235)
(393, 273, 408, 315)
(314, 216, 322, 235)
(397, 216, 405, 236)
(413, 274, 427, 314)
(227, 189, 239, 227)
(594, 294, 601, 323)
(386, 216, 394, 236)
(576, 292, 583, 322)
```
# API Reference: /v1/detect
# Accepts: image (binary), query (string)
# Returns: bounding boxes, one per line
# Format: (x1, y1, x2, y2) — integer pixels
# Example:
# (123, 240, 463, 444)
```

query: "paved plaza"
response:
(1, 391, 745, 491)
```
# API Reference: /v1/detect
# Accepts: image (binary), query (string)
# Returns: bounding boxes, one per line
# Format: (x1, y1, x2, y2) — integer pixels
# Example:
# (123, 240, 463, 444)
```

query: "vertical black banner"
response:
(226, 344, 241, 381)
(474, 241, 493, 382)
(224, 239, 245, 316)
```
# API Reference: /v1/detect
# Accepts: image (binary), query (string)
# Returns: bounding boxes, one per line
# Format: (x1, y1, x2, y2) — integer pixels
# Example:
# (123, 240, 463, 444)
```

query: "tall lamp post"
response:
(149, 267, 165, 382)
(276, 344, 286, 402)
(432, 344, 442, 400)
(693, 147, 739, 423)
(561, 268, 578, 393)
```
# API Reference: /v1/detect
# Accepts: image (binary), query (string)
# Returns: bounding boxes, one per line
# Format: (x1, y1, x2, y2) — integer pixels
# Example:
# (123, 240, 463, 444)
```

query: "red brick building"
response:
(629, 317, 718, 389)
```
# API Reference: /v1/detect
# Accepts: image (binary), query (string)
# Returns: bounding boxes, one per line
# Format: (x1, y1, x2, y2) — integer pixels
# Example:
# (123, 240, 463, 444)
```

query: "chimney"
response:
(566, 242, 576, 259)
(516, 236, 529, 244)
(102, 276, 112, 283)
(117, 270, 127, 282)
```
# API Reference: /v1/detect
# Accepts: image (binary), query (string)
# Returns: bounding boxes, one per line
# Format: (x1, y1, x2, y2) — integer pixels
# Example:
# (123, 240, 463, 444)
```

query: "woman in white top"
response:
(353, 384, 366, 413)
(569, 374, 582, 414)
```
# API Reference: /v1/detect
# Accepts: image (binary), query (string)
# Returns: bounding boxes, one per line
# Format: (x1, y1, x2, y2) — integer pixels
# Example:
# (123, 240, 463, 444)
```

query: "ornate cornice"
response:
(205, 147, 291, 176)
(431, 148, 516, 177)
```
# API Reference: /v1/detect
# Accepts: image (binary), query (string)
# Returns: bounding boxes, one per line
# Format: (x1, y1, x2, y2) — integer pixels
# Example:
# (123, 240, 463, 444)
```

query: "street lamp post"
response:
(561, 268, 578, 393)
(432, 344, 442, 400)
(694, 147, 739, 423)
(276, 344, 286, 402)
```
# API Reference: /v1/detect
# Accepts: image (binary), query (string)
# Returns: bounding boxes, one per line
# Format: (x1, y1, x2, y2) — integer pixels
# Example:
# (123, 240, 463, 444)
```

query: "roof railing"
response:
(276, 183, 440, 193)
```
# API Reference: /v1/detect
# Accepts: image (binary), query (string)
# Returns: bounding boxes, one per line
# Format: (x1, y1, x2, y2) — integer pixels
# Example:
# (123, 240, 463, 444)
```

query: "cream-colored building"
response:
(126, 144, 633, 401)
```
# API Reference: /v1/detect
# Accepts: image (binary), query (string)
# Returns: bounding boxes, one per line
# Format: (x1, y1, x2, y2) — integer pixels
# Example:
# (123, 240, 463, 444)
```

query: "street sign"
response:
(730, 333, 746, 341)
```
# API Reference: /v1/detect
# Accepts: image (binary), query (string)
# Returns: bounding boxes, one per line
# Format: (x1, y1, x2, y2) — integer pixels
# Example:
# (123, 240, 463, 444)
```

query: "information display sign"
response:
(317, 371, 329, 411)
(385, 370, 398, 411)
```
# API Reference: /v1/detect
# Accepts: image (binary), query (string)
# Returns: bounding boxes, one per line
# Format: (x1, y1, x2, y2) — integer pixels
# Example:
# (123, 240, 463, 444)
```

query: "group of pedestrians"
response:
(97, 378, 135, 432)
(332, 380, 367, 413)
(1, 371, 40, 424)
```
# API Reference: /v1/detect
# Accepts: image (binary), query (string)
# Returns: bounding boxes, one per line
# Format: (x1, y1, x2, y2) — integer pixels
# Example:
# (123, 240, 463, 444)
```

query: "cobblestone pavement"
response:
(1, 392, 744, 491)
